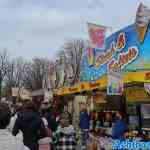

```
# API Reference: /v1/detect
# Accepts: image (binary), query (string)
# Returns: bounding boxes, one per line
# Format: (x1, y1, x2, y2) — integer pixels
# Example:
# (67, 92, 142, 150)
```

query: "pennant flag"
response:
(87, 22, 106, 49)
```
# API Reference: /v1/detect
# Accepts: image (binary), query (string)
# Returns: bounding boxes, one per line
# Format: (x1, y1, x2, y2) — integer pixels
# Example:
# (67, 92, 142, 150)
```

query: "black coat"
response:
(45, 111, 58, 132)
(12, 110, 46, 150)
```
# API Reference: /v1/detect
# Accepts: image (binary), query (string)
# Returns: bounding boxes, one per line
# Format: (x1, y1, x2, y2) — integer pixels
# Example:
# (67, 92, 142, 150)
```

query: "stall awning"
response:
(54, 71, 150, 96)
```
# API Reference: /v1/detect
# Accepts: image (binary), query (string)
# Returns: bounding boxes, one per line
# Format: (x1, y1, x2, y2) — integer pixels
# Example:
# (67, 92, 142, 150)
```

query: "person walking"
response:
(12, 101, 47, 150)
(0, 103, 29, 150)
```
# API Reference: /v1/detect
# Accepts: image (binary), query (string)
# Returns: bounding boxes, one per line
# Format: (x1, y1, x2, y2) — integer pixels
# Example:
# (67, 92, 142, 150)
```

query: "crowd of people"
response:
(0, 100, 129, 150)
(0, 101, 76, 150)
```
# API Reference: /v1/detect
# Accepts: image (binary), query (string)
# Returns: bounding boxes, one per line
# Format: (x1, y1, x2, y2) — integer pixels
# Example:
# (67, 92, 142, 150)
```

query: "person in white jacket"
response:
(0, 103, 29, 150)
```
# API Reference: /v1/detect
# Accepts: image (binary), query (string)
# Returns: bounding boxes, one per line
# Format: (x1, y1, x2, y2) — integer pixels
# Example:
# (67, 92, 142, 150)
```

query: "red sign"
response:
(88, 23, 106, 49)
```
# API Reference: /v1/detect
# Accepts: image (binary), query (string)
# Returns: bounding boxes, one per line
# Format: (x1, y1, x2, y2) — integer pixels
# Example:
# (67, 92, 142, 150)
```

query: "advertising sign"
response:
(87, 23, 106, 49)
(107, 72, 123, 95)
(80, 3, 150, 81)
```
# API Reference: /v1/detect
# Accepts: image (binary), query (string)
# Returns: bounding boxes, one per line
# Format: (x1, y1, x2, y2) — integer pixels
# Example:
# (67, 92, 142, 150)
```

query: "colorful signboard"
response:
(80, 4, 150, 81)
(107, 72, 123, 95)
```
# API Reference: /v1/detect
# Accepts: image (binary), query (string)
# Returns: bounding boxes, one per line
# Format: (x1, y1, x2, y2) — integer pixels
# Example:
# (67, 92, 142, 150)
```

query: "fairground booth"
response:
(54, 3, 150, 140)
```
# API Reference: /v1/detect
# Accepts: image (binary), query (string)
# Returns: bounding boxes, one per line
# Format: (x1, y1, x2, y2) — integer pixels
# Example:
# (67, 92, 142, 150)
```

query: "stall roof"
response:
(54, 71, 150, 96)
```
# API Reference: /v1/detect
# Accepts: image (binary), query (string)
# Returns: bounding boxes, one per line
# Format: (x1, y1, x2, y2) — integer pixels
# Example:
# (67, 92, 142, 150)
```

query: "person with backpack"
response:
(12, 101, 47, 150)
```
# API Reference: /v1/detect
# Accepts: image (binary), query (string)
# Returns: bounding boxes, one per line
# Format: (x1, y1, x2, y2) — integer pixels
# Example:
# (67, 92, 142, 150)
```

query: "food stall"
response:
(54, 3, 150, 148)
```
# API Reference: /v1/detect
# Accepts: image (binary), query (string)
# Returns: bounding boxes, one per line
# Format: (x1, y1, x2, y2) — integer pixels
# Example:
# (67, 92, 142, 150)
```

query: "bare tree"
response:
(4, 57, 27, 98)
(0, 51, 9, 100)
(56, 39, 87, 87)
(23, 58, 51, 90)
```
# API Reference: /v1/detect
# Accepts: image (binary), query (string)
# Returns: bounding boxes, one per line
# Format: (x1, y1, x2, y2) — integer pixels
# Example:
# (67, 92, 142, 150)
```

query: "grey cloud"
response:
(0, 0, 150, 59)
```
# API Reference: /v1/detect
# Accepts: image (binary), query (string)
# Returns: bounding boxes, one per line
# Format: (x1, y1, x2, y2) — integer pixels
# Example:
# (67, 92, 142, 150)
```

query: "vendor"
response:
(112, 110, 128, 139)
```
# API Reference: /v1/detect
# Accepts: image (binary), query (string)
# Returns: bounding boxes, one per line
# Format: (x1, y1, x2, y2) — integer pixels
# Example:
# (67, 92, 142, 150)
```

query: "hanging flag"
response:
(87, 22, 107, 49)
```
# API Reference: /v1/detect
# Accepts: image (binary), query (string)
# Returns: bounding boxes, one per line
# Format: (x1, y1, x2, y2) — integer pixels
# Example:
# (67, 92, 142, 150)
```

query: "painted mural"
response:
(80, 4, 150, 81)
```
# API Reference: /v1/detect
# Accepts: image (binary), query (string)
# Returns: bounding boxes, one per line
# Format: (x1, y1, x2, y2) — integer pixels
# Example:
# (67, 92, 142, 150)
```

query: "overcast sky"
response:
(0, 0, 150, 60)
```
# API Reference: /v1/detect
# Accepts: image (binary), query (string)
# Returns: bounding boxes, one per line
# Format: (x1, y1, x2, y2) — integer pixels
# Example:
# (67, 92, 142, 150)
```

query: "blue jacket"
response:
(79, 112, 90, 129)
(112, 119, 127, 139)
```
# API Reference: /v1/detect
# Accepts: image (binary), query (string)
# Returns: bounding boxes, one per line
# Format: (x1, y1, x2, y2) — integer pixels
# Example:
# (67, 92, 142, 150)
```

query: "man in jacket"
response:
(79, 108, 90, 150)
(12, 101, 46, 150)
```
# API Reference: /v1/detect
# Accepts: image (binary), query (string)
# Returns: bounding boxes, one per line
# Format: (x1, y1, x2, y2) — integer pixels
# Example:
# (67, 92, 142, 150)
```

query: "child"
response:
(53, 112, 76, 150)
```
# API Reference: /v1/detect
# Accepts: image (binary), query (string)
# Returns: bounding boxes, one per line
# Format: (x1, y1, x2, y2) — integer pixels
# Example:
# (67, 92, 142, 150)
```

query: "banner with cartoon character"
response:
(80, 3, 150, 82)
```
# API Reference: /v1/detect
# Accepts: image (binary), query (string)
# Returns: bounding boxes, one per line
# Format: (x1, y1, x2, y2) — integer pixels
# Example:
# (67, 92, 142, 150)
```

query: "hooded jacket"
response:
(12, 110, 46, 149)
